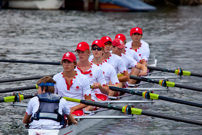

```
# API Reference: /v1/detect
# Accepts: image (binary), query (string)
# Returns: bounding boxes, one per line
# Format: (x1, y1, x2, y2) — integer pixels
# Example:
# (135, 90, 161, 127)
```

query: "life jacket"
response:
(31, 92, 66, 127)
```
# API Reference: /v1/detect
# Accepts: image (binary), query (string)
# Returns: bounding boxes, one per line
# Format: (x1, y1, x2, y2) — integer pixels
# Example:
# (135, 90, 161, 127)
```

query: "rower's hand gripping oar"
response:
(130, 75, 202, 92)
(63, 97, 202, 126)
(147, 66, 202, 77)
(109, 86, 202, 108)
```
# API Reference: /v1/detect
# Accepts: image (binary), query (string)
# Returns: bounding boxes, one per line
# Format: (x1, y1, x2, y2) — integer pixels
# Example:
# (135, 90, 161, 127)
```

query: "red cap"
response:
(75, 41, 90, 51)
(62, 52, 76, 62)
(92, 39, 105, 48)
(130, 27, 142, 36)
(112, 38, 125, 49)
(100, 36, 112, 44)
(115, 33, 126, 42)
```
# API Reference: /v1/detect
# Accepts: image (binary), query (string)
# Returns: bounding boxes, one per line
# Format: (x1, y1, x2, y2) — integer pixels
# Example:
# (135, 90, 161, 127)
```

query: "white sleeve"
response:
(26, 100, 33, 115)
(118, 58, 127, 74)
(81, 76, 92, 97)
(60, 98, 71, 115)
(109, 67, 119, 85)
(133, 51, 142, 62)
(97, 68, 107, 86)
(128, 56, 138, 68)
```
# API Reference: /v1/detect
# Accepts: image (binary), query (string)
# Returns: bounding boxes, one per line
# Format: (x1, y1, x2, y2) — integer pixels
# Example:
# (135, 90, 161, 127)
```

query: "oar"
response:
(0, 93, 35, 103)
(64, 97, 202, 126)
(0, 85, 37, 93)
(147, 66, 202, 77)
(130, 75, 202, 92)
(0, 74, 55, 83)
(3, 94, 202, 126)
(0, 59, 60, 65)
(109, 86, 202, 108)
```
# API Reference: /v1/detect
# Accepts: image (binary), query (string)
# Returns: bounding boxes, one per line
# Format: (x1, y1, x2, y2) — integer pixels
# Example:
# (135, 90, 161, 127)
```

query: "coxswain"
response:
(23, 76, 77, 129)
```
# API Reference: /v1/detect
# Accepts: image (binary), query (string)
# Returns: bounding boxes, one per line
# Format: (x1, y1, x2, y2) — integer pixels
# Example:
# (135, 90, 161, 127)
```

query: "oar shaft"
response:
(109, 86, 202, 108)
(147, 66, 202, 77)
(141, 110, 202, 126)
(159, 96, 202, 108)
(130, 75, 202, 92)
(0, 74, 55, 83)
(0, 60, 60, 65)
(0, 86, 36, 93)
(64, 97, 202, 126)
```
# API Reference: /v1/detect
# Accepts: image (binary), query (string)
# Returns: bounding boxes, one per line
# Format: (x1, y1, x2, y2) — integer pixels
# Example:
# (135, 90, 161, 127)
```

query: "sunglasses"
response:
(92, 47, 102, 51)
(132, 33, 141, 36)
(104, 42, 112, 46)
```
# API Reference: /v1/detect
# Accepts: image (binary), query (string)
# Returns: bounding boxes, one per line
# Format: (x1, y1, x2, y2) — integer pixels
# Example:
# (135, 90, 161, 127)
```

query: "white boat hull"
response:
(8, 0, 64, 10)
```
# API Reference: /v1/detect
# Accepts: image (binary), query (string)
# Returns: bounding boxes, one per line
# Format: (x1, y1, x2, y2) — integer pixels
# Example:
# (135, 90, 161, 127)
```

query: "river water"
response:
(0, 5, 202, 135)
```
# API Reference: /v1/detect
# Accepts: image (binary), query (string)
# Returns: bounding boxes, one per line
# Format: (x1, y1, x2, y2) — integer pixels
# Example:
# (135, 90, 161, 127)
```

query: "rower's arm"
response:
(136, 63, 148, 76)
(118, 71, 129, 82)
(99, 85, 109, 95)
(23, 113, 32, 124)
(70, 95, 91, 113)
(140, 59, 148, 66)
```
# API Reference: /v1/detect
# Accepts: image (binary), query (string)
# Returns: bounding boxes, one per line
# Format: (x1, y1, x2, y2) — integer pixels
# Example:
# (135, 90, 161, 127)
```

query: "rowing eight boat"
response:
(28, 59, 158, 135)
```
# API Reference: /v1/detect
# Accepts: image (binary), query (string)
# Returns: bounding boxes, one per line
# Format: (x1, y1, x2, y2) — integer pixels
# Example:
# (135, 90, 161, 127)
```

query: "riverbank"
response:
(143, 0, 202, 6)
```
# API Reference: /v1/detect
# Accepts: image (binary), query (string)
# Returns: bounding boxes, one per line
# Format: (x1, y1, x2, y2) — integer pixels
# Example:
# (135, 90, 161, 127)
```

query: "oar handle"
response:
(0, 60, 60, 65)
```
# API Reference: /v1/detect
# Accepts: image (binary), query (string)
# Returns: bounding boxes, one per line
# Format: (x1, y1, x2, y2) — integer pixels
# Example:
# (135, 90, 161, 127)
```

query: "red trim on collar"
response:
(62, 72, 78, 90)
(76, 64, 92, 74)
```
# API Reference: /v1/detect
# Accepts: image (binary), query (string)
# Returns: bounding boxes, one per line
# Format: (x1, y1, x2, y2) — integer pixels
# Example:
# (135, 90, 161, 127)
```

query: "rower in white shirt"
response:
(115, 33, 142, 63)
(90, 39, 120, 99)
(112, 38, 147, 77)
(53, 52, 91, 116)
(125, 27, 150, 66)
(75, 41, 109, 110)
(89, 36, 129, 96)
(115, 33, 148, 84)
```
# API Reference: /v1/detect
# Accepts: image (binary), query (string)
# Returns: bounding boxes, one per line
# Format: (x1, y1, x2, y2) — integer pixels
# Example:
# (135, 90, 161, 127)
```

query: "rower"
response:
(111, 38, 148, 86)
(90, 39, 120, 99)
(53, 52, 92, 116)
(23, 76, 77, 129)
(75, 41, 109, 110)
(124, 27, 150, 84)
(115, 33, 142, 64)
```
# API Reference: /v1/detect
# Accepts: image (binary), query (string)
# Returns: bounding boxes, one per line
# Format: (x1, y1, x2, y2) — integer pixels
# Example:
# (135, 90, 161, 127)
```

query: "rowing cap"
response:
(62, 52, 76, 62)
(92, 39, 105, 48)
(115, 33, 126, 42)
(101, 36, 112, 44)
(130, 27, 142, 36)
(75, 41, 90, 51)
(112, 38, 125, 49)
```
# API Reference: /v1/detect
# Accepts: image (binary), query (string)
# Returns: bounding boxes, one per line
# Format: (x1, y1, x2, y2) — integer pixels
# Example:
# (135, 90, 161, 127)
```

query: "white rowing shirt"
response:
(92, 60, 119, 85)
(26, 97, 70, 129)
(125, 40, 150, 62)
(89, 53, 127, 74)
(121, 53, 138, 73)
(75, 63, 107, 101)
(125, 49, 141, 63)
(53, 71, 91, 107)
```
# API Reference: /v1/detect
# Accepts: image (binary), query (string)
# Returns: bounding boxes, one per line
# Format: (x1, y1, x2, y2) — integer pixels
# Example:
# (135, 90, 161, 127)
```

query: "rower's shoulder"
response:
(141, 40, 149, 47)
